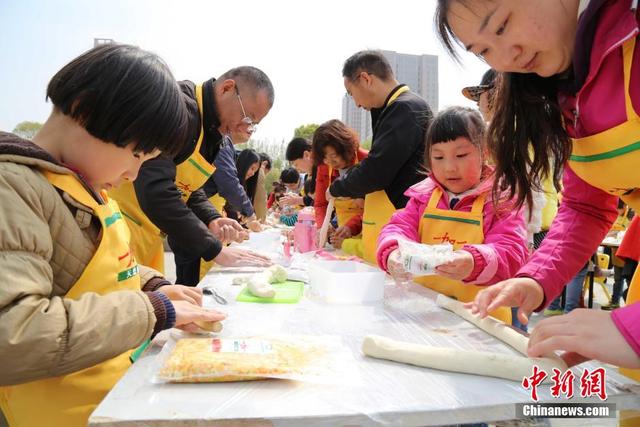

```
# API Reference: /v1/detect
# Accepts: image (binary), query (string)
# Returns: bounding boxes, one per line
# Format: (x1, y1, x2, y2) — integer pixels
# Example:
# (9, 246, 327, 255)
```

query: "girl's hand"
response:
(387, 249, 413, 284)
(158, 285, 203, 306)
(464, 277, 544, 324)
(435, 250, 474, 281)
(528, 309, 640, 368)
(172, 300, 226, 333)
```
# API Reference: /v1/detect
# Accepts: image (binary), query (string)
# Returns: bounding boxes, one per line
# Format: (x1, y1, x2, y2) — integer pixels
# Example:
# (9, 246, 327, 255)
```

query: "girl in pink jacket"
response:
(377, 106, 528, 323)
(435, 0, 640, 374)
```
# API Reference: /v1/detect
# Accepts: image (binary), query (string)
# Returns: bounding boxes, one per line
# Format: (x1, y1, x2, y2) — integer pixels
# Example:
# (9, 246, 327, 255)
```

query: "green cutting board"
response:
(235, 281, 304, 303)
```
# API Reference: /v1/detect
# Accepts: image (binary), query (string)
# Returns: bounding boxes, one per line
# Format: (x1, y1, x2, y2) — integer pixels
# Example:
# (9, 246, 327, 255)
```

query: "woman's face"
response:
(447, 0, 578, 77)
(245, 162, 260, 180)
(323, 145, 348, 170)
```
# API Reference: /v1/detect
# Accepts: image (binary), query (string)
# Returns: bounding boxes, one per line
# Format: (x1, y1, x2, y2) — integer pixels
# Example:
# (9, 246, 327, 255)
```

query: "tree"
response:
(361, 138, 372, 150)
(293, 123, 319, 141)
(13, 121, 43, 140)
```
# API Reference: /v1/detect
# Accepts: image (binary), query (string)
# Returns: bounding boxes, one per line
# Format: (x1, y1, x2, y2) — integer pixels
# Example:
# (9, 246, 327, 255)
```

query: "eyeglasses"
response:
(235, 85, 258, 134)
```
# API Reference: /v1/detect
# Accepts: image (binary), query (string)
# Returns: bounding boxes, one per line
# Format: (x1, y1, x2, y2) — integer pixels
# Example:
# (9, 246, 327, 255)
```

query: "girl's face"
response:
(64, 131, 159, 192)
(245, 162, 260, 180)
(430, 137, 483, 194)
(284, 182, 299, 192)
(447, 0, 578, 77)
(323, 145, 348, 170)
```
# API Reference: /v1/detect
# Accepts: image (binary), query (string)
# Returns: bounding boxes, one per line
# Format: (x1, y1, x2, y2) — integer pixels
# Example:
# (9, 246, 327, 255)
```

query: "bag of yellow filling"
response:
(156, 335, 346, 383)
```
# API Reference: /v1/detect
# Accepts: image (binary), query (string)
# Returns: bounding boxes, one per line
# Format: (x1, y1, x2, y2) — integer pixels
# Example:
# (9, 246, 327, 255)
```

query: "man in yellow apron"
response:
(328, 50, 433, 265)
(109, 69, 274, 277)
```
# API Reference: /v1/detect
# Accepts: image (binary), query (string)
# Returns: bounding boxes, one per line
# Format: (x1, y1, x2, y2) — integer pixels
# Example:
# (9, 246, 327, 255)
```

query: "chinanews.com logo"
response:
(516, 365, 616, 419)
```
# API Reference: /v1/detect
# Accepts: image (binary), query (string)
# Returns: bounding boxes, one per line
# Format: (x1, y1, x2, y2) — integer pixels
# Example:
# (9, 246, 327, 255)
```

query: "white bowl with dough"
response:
(308, 260, 385, 304)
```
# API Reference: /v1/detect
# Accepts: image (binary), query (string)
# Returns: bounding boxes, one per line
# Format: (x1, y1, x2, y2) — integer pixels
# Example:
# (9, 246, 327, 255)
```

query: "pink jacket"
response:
(377, 168, 528, 285)
(517, 0, 639, 356)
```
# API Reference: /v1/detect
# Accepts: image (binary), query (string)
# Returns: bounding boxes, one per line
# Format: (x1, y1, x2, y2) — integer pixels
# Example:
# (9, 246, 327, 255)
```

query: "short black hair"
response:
(279, 167, 300, 185)
(424, 106, 486, 167)
(342, 50, 394, 82)
(285, 137, 311, 161)
(259, 152, 272, 170)
(47, 43, 188, 157)
(218, 66, 275, 107)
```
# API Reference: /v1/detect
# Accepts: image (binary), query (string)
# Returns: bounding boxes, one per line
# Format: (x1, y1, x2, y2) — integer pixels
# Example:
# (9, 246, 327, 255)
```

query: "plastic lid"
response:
(297, 207, 315, 221)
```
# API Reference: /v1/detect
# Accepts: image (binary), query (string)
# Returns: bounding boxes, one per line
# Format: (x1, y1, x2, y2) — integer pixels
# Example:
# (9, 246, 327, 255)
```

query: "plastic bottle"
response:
(293, 207, 317, 253)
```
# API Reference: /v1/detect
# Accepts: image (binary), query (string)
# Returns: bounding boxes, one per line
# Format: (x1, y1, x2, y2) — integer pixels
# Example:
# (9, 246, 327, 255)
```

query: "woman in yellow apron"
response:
(311, 119, 369, 254)
(378, 107, 528, 324)
(436, 0, 640, 384)
(0, 44, 223, 427)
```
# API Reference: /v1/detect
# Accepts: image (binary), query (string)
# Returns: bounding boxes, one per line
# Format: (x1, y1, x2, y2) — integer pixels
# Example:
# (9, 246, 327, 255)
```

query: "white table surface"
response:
(90, 252, 640, 426)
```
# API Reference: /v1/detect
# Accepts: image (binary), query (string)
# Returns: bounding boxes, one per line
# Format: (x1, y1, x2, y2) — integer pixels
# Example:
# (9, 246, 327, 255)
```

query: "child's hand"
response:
(387, 249, 413, 284)
(464, 277, 544, 324)
(158, 285, 203, 305)
(435, 250, 474, 281)
(528, 309, 640, 368)
(330, 226, 352, 249)
(172, 300, 226, 333)
(280, 194, 303, 206)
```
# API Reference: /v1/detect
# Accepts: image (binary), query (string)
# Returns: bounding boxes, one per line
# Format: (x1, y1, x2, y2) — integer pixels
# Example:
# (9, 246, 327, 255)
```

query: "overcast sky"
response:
(0, 0, 489, 143)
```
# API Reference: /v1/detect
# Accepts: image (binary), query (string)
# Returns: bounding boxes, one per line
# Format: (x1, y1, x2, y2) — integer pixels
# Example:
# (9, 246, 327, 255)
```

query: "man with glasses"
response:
(109, 66, 275, 279)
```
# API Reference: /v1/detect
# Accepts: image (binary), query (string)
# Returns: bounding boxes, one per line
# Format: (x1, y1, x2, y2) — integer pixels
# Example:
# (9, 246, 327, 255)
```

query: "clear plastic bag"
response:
(153, 334, 355, 384)
(397, 240, 454, 275)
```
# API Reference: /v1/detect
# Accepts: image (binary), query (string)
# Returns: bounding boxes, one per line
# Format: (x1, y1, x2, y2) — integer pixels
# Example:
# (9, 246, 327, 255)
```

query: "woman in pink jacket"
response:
(377, 106, 528, 323)
(435, 0, 640, 374)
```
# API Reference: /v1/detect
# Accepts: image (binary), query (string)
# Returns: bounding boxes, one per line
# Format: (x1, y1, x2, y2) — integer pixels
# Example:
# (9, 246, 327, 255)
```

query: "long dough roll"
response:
(362, 335, 567, 383)
(435, 294, 529, 355)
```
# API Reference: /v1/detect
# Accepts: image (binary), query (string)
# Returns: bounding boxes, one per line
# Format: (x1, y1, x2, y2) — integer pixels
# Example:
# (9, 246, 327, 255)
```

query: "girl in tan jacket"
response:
(0, 44, 226, 427)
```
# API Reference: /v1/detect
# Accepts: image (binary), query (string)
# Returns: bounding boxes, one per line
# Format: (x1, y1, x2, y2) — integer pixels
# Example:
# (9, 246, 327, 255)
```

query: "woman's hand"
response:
(528, 309, 640, 368)
(464, 277, 545, 325)
(330, 226, 352, 249)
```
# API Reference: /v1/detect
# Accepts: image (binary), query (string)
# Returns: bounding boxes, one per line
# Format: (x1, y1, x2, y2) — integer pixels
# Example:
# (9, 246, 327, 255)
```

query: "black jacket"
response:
(329, 85, 432, 209)
(133, 79, 224, 261)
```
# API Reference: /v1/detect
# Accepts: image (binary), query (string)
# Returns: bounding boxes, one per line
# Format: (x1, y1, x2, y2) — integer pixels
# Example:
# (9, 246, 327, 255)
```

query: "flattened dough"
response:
(363, 334, 566, 383)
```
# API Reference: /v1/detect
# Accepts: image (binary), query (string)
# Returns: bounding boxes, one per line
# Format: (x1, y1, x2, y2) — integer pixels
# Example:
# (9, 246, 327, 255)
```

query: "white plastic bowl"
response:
(308, 260, 385, 304)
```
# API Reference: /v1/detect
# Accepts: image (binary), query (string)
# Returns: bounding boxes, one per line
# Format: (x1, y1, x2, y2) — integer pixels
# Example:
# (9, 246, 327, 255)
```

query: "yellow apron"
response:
(361, 86, 410, 265)
(109, 83, 216, 273)
(0, 171, 141, 427)
(567, 37, 640, 381)
(327, 165, 366, 257)
(414, 188, 511, 323)
(198, 194, 227, 280)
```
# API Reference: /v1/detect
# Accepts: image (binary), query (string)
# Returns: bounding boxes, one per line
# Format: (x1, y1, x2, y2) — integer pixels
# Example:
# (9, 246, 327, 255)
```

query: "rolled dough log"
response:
(318, 198, 335, 248)
(435, 294, 529, 355)
(362, 334, 566, 383)
(194, 320, 223, 333)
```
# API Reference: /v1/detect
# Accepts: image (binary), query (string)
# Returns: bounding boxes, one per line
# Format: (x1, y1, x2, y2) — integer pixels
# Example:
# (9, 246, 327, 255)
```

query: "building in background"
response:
(342, 50, 438, 143)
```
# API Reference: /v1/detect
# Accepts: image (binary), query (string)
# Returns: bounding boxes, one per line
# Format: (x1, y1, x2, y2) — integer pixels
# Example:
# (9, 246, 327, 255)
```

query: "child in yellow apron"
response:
(109, 84, 216, 274)
(377, 107, 529, 324)
(0, 45, 226, 427)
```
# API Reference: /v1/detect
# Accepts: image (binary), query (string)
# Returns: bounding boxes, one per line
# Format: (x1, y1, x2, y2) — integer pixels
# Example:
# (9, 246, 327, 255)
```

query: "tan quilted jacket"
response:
(0, 133, 160, 385)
